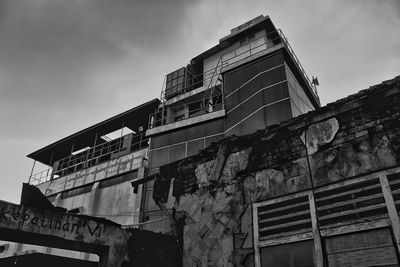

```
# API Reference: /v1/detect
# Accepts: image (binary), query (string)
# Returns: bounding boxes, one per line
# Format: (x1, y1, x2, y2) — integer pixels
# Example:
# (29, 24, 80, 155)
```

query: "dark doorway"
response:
(0, 252, 98, 267)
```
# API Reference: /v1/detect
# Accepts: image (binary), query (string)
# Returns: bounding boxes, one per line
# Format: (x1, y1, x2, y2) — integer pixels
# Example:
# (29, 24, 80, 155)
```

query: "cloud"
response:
(0, 0, 197, 140)
(0, 0, 399, 203)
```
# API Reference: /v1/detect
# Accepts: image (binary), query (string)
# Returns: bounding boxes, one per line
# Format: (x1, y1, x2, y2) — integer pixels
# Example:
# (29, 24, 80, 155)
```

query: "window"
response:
(165, 67, 187, 99)
(253, 191, 318, 267)
(261, 240, 315, 267)
(240, 33, 256, 46)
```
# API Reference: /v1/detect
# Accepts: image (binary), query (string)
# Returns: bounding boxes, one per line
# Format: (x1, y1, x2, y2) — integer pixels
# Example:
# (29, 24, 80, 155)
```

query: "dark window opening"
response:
(260, 240, 316, 267)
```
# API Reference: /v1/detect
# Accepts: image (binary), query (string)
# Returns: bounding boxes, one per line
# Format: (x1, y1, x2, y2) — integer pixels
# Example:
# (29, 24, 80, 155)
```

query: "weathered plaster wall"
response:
(155, 77, 400, 266)
(0, 200, 182, 267)
(37, 149, 147, 196)
(0, 200, 129, 267)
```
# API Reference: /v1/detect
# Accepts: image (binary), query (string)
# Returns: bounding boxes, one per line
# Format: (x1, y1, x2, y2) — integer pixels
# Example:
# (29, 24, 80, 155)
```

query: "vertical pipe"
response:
(90, 133, 98, 166)
(47, 152, 54, 181)
(380, 175, 400, 252)
(116, 124, 125, 156)
(115, 124, 125, 175)
(46, 153, 54, 175)
(139, 130, 143, 150)
(28, 160, 37, 184)
(65, 143, 74, 176)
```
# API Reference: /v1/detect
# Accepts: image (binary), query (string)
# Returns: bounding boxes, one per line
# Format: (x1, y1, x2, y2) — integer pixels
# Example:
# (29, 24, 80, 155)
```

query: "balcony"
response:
(146, 89, 225, 136)
(28, 131, 149, 187)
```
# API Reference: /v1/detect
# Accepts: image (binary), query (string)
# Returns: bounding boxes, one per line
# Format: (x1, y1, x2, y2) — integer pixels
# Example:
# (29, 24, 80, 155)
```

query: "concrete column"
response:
(252, 204, 261, 267)
(379, 174, 400, 252)
(87, 182, 100, 215)
(309, 192, 324, 267)
(13, 242, 22, 255)
(83, 182, 100, 260)
(133, 166, 146, 225)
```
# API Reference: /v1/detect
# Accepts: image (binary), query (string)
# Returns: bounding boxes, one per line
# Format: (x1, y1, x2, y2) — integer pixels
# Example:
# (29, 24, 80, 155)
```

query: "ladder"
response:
(202, 56, 223, 113)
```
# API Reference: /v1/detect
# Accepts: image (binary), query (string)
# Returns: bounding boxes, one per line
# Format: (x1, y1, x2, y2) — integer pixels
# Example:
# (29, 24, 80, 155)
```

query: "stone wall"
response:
(154, 76, 400, 267)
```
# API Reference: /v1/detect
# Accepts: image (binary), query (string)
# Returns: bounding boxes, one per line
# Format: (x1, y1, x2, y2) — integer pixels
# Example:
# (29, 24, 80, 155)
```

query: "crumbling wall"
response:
(176, 149, 252, 266)
(155, 77, 400, 266)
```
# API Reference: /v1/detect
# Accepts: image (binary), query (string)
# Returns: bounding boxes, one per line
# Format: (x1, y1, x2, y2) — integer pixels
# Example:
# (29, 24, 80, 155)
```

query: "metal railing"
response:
(277, 30, 319, 98)
(159, 29, 318, 104)
(28, 132, 149, 185)
(149, 91, 224, 128)
(29, 168, 53, 186)
(151, 47, 225, 129)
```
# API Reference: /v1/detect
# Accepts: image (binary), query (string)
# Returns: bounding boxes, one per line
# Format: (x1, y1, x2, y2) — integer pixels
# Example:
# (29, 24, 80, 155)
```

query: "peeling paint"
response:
(221, 148, 252, 182)
(302, 117, 339, 155)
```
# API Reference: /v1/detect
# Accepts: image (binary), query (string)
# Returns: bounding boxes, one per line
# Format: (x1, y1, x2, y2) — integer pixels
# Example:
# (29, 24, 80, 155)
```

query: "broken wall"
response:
(154, 77, 400, 266)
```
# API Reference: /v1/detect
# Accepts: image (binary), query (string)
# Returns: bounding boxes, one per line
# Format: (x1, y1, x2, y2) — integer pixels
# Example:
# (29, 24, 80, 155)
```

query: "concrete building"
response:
(1, 13, 400, 267)
(2, 75, 400, 267)
(152, 76, 400, 266)
(1, 15, 322, 263)
(1, 100, 159, 260)
(141, 15, 320, 232)
(0, 186, 180, 267)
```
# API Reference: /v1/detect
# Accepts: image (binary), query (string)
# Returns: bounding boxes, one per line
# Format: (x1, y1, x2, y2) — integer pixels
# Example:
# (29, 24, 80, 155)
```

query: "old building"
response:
(1, 13, 400, 266)
(152, 76, 400, 266)
(7, 16, 378, 266)
(141, 14, 320, 232)
(0, 185, 180, 267)
(1, 100, 159, 260)
(2, 75, 400, 266)
(3, 12, 318, 238)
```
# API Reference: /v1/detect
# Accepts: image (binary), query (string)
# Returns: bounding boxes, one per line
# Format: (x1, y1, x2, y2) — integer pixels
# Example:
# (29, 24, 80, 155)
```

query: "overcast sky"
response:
(0, 0, 399, 203)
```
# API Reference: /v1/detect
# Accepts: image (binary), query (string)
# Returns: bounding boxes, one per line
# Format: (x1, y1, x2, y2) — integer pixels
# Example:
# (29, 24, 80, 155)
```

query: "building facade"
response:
(141, 15, 320, 232)
(152, 76, 400, 266)
(1, 100, 159, 260)
(1, 15, 321, 262)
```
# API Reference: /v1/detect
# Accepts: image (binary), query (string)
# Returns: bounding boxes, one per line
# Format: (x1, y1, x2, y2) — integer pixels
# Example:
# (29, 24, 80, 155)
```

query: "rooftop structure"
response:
(141, 15, 320, 232)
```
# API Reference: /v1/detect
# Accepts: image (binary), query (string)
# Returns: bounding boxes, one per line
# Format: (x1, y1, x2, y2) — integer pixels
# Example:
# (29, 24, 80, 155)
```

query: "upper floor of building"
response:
(146, 15, 320, 137)
(27, 99, 159, 196)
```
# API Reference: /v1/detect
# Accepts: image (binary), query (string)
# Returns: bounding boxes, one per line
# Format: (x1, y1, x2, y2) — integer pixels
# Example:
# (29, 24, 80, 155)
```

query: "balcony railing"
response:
(149, 91, 224, 128)
(28, 132, 149, 186)
(277, 30, 319, 98)
(29, 168, 54, 186)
